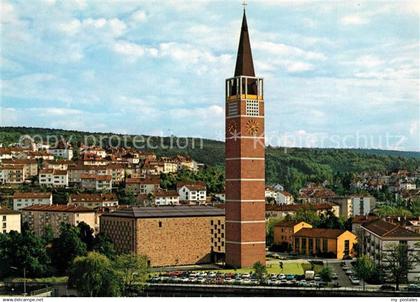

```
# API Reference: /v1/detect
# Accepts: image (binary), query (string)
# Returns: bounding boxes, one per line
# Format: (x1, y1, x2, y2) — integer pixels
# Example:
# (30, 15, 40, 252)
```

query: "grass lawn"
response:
(4, 276, 68, 283)
(195, 261, 323, 275)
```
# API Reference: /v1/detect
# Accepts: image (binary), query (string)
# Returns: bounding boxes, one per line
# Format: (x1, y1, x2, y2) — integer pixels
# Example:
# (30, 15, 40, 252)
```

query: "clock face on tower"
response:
(246, 119, 260, 136)
(227, 120, 238, 136)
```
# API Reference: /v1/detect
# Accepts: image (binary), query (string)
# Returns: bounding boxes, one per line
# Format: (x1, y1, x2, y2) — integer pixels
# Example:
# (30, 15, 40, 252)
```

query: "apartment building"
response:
(125, 177, 160, 195)
(68, 193, 118, 209)
(0, 164, 26, 184)
(13, 192, 53, 210)
(21, 204, 97, 236)
(361, 219, 420, 282)
(39, 169, 68, 187)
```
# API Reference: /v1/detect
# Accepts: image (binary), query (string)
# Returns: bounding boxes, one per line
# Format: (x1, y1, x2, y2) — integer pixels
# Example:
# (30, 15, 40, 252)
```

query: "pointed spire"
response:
(234, 10, 255, 77)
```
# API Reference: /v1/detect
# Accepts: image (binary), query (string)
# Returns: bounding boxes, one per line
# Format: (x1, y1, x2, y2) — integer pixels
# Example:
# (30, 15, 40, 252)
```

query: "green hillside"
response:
(1, 126, 419, 194)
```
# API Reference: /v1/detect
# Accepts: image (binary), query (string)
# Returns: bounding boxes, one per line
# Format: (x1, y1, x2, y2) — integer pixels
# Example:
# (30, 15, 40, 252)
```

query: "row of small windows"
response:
(227, 100, 260, 117)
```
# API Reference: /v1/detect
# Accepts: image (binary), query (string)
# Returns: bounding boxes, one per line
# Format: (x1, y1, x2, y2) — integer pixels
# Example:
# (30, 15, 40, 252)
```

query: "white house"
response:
(13, 192, 53, 211)
(154, 190, 180, 206)
(177, 182, 207, 205)
(276, 191, 294, 205)
(39, 169, 69, 187)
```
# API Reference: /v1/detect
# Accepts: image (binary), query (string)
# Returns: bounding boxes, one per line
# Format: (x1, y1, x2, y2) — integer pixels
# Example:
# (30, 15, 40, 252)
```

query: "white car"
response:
(242, 273, 251, 278)
(346, 269, 353, 275)
(350, 277, 360, 285)
(278, 274, 286, 280)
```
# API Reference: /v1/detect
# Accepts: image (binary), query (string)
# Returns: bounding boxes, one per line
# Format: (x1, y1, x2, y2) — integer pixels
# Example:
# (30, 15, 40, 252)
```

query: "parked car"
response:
(350, 277, 360, 285)
(345, 269, 353, 275)
(379, 285, 396, 291)
(278, 274, 286, 280)
(286, 274, 295, 280)
(314, 274, 321, 281)
(331, 273, 338, 280)
(407, 284, 420, 292)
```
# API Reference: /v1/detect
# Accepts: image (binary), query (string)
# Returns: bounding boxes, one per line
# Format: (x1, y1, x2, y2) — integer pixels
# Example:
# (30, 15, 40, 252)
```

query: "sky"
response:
(1, 0, 419, 151)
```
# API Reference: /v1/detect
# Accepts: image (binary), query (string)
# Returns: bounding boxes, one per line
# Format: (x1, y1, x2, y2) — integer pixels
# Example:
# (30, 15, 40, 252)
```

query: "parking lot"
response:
(150, 270, 335, 288)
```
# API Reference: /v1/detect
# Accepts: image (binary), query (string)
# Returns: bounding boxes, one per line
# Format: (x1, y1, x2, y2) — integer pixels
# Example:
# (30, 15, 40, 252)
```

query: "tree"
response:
(68, 252, 121, 297)
(113, 254, 149, 296)
(319, 266, 331, 282)
(77, 222, 95, 250)
(92, 233, 116, 259)
(354, 255, 375, 290)
(252, 261, 267, 284)
(42, 224, 54, 244)
(0, 230, 51, 278)
(51, 224, 87, 274)
(383, 243, 418, 290)
(266, 218, 282, 247)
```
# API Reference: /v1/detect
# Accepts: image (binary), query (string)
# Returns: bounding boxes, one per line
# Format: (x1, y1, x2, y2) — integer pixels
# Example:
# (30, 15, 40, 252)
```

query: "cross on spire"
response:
(242, 0, 248, 10)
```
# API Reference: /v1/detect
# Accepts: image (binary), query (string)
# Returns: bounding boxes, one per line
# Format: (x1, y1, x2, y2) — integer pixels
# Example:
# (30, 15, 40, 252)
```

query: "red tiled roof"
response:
(0, 207, 20, 215)
(13, 192, 52, 199)
(53, 170, 68, 176)
(177, 181, 206, 191)
(126, 177, 160, 185)
(155, 190, 179, 197)
(0, 164, 24, 170)
(69, 193, 117, 203)
(294, 228, 349, 239)
(2, 159, 37, 165)
(274, 220, 308, 228)
(39, 168, 54, 174)
(362, 219, 420, 238)
(22, 204, 94, 213)
(96, 175, 112, 181)
(266, 203, 333, 212)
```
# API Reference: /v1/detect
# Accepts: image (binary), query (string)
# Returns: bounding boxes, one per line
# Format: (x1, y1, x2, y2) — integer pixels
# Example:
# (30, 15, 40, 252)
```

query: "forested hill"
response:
(1, 126, 419, 191)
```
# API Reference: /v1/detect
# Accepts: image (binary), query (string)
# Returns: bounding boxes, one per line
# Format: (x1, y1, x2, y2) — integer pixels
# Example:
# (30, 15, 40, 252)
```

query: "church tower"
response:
(225, 8, 266, 268)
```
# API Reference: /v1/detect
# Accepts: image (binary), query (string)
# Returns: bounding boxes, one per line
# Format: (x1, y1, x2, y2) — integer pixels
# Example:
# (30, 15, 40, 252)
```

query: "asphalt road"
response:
(328, 262, 352, 287)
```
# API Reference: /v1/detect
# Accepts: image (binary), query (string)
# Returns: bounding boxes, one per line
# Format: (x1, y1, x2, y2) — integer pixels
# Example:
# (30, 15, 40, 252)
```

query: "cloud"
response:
(340, 15, 369, 25)
(130, 10, 147, 23)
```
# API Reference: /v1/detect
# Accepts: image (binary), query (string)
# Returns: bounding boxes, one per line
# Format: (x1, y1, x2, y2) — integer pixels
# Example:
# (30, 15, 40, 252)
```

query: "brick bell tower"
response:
(225, 8, 266, 268)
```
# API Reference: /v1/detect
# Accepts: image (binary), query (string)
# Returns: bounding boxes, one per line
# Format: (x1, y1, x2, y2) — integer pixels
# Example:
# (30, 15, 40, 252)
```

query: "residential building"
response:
(361, 219, 420, 282)
(21, 204, 97, 236)
(299, 186, 336, 204)
(293, 228, 357, 259)
(2, 159, 38, 177)
(0, 207, 21, 233)
(100, 206, 225, 266)
(13, 192, 53, 210)
(352, 195, 376, 216)
(68, 193, 118, 208)
(273, 221, 312, 247)
(265, 187, 293, 204)
(125, 177, 160, 195)
(154, 190, 179, 206)
(0, 164, 26, 184)
(177, 182, 207, 205)
(328, 196, 353, 218)
(81, 174, 112, 191)
(39, 169, 68, 187)
(48, 142, 73, 160)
